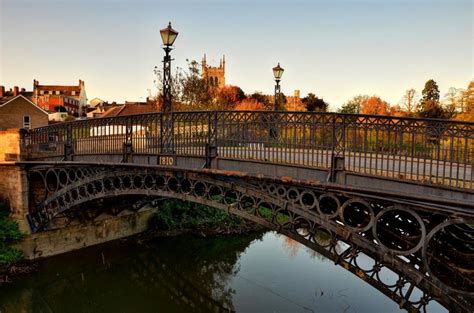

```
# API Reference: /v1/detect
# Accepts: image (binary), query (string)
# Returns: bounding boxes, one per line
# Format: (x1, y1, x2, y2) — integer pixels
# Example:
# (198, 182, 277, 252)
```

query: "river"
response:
(0, 231, 447, 313)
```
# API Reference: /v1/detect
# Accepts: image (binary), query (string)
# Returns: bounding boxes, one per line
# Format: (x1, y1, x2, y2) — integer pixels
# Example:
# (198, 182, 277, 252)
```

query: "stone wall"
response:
(0, 163, 29, 233)
(0, 129, 21, 161)
(18, 207, 157, 259)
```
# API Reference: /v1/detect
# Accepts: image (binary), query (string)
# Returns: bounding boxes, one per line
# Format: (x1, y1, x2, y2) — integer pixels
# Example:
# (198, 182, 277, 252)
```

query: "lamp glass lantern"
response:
(273, 63, 284, 80)
(160, 22, 179, 46)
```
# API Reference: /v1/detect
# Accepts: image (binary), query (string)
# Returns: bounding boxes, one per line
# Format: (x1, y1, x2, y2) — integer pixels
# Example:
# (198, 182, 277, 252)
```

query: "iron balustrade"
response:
(21, 111, 474, 189)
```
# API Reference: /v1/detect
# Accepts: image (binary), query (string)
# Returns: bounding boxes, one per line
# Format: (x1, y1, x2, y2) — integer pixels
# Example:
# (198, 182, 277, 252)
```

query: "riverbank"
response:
(0, 198, 262, 285)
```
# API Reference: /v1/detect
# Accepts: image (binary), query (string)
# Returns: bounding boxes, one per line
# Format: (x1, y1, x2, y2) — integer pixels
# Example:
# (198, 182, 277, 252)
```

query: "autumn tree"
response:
(462, 80, 474, 111)
(360, 96, 390, 115)
(400, 88, 418, 115)
(339, 95, 369, 114)
(456, 80, 474, 121)
(213, 86, 246, 110)
(302, 93, 328, 112)
(249, 92, 271, 109)
(285, 98, 306, 111)
(235, 98, 265, 111)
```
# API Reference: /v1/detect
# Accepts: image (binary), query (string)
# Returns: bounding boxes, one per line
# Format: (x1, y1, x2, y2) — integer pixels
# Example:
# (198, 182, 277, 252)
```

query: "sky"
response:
(0, 0, 473, 110)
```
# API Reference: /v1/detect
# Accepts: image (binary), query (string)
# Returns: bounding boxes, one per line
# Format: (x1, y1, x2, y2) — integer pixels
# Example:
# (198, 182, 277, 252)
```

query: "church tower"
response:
(201, 54, 226, 89)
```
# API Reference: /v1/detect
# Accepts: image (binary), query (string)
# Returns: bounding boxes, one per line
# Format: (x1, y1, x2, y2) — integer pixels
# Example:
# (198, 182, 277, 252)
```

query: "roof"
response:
(35, 85, 81, 91)
(0, 91, 33, 105)
(35, 85, 81, 96)
(101, 103, 157, 117)
(0, 95, 49, 115)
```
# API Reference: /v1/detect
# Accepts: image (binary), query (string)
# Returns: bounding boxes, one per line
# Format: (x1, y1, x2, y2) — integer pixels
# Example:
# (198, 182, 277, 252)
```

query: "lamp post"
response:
(159, 22, 178, 113)
(159, 22, 178, 156)
(272, 63, 284, 111)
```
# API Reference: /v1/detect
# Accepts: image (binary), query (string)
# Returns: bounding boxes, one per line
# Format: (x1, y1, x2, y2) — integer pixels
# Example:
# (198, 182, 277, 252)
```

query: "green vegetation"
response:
(0, 202, 23, 268)
(148, 199, 246, 231)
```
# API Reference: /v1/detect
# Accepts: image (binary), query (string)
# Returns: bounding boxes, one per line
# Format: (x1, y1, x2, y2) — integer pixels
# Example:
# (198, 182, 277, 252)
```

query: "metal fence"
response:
(22, 111, 474, 189)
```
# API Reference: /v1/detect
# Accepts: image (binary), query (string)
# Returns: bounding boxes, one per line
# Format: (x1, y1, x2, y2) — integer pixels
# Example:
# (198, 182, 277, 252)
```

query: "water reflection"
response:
(0, 232, 447, 313)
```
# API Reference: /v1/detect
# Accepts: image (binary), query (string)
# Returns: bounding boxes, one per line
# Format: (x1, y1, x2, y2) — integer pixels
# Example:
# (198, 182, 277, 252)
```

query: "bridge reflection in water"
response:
(19, 111, 474, 312)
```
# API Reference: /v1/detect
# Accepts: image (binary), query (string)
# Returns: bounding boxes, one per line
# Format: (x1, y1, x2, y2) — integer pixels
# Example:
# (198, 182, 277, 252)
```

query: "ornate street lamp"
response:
(160, 22, 179, 113)
(272, 63, 284, 111)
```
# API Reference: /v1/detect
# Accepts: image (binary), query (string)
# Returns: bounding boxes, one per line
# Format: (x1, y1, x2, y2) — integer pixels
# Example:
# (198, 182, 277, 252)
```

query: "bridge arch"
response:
(25, 163, 473, 312)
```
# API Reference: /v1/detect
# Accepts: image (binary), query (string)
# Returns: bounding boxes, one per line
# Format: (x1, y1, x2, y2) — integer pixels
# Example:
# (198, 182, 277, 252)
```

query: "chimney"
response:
(21, 87, 26, 92)
(0, 86, 4, 98)
(13, 86, 19, 97)
(33, 79, 39, 87)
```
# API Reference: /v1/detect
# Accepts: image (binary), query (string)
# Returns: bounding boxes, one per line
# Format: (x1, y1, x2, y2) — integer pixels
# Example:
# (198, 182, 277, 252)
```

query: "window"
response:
(71, 91, 76, 96)
(40, 90, 44, 95)
(55, 91, 60, 95)
(49, 91, 53, 95)
(23, 116, 31, 129)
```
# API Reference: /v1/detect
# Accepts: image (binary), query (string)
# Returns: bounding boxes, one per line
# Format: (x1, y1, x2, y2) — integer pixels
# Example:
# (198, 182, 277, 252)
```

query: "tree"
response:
(302, 93, 328, 112)
(417, 79, 446, 119)
(339, 95, 369, 114)
(213, 86, 246, 110)
(181, 60, 212, 109)
(154, 59, 212, 110)
(462, 80, 474, 111)
(235, 98, 265, 111)
(153, 65, 184, 108)
(360, 96, 390, 115)
(285, 98, 306, 111)
(456, 80, 474, 121)
(400, 88, 418, 115)
(54, 105, 66, 112)
(443, 87, 465, 117)
(249, 92, 270, 109)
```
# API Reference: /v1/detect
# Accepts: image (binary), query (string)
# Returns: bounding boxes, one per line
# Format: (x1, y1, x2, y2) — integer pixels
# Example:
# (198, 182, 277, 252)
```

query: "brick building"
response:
(0, 95, 49, 130)
(32, 79, 87, 116)
(201, 54, 226, 89)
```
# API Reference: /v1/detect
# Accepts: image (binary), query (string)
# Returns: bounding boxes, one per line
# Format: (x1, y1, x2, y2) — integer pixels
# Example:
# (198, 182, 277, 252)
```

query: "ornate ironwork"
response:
(162, 46, 172, 113)
(24, 163, 473, 312)
(21, 111, 473, 189)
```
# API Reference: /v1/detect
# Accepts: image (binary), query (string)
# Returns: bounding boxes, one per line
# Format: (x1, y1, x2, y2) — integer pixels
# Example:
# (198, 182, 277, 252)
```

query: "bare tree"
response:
(443, 87, 465, 115)
(400, 88, 418, 114)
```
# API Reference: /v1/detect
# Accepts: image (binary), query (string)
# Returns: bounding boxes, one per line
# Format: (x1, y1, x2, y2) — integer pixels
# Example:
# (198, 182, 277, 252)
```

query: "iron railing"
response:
(22, 111, 474, 189)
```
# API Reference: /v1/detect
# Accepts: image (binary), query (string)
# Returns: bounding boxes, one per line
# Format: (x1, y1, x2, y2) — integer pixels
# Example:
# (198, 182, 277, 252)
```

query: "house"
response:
(0, 95, 49, 130)
(89, 97, 105, 108)
(86, 106, 106, 119)
(32, 79, 87, 116)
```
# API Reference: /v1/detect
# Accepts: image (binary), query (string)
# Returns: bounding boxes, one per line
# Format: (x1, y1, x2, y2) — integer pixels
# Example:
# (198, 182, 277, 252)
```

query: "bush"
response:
(0, 202, 23, 267)
(148, 199, 242, 231)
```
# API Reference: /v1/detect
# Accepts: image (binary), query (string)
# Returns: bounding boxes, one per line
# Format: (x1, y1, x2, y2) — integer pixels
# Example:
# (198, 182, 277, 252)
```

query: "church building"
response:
(201, 54, 226, 89)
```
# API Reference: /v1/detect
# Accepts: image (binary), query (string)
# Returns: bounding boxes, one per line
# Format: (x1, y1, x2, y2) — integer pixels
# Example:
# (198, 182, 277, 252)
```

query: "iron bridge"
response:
(19, 111, 474, 312)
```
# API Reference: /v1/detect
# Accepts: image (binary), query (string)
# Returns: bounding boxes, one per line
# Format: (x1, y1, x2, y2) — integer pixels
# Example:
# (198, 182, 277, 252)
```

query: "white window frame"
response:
(23, 115, 31, 129)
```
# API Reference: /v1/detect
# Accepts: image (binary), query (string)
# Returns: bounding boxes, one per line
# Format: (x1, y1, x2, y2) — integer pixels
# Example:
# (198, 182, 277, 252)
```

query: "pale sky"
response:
(1, 0, 473, 110)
